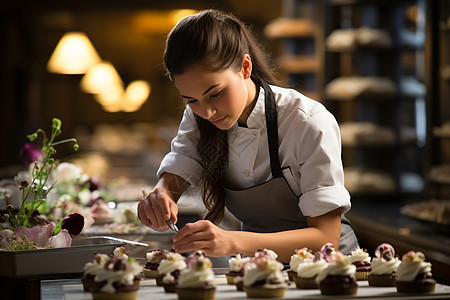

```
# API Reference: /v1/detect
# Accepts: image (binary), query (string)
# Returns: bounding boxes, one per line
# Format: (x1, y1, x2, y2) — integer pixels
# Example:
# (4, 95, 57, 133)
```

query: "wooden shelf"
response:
(264, 17, 317, 38)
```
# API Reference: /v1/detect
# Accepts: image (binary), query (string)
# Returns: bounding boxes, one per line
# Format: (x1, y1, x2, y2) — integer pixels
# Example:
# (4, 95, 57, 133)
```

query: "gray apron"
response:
(223, 79, 359, 255)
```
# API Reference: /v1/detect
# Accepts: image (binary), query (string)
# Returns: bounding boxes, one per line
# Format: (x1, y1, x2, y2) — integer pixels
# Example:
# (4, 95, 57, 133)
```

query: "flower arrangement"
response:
(0, 118, 84, 250)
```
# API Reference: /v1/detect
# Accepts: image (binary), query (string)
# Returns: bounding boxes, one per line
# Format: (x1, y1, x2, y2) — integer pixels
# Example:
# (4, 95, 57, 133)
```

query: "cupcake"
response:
(225, 253, 251, 285)
(143, 249, 170, 279)
(175, 250, 216, 300)
(368, 243, 400, 287)
(348, 246, 371, 280)
(243, 251, 289, 298)
(287, 247, 314, 281)
(293, 251, 328, 289)
(81, 253, 110, 292)
(396, 251, 436, 293)
(320, 243, 336, 262)
(90, 256, 142, 300)
(316, 251, 358, 295)
(254, 248, 279, 260)
(157, 252, 187, 293)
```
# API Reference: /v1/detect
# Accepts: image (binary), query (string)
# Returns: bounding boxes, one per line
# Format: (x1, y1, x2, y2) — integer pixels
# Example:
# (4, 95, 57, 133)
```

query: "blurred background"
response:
(1, 0, 450, 282)
(1, 0, 283, 186)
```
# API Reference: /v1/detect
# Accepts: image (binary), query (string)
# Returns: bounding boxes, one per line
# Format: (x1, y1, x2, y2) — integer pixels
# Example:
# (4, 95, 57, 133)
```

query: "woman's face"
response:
(173, 61, 254, 130)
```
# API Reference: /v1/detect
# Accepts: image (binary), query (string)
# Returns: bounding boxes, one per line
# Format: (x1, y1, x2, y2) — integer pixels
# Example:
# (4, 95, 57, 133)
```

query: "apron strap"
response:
(260, 78, 283, 178)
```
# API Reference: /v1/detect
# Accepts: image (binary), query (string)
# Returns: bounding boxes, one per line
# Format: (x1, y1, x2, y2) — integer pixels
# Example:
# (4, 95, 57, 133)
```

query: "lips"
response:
(210, 115, 227, 125)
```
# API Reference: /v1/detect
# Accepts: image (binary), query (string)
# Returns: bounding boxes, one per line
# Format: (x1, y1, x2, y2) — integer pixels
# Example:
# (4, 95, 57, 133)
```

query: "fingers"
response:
(138, 187, 178, 230)
(172, 220, 216, 253)
(137, 200, 152, 227)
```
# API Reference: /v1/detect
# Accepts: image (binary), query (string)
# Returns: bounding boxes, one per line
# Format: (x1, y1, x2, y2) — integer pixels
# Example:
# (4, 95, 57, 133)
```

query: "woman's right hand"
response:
(137, 187, 178, 231)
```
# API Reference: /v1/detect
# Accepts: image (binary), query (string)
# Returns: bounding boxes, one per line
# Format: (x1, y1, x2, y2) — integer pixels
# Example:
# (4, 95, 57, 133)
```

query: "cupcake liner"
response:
(368, 274, 396, 287)
(175, 286, 216, 300)
(156, 275, 164, 286)
(81, 278, 96, 292)
(244, 286, 287, 298)
(396, 280, 436, 293)
(319, 282, 358, 295)
(287, 269, 296, 281)
(163, 282, 177, 293)
(355, 270, 370, 281)
(293, 276, 318, 289)
(143, 268, 158, 278)
(225, 274, 236, 285)
(91, 290, 138, 300)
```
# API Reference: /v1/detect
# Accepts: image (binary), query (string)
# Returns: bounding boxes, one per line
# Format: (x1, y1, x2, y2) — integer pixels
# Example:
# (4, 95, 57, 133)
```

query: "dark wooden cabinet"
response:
(425, 0, 450, 199)
(323, 0, 427, 199)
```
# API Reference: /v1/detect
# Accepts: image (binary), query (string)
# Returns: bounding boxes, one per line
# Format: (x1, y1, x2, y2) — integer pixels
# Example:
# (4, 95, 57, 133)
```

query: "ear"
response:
(241, 54, 252, 79)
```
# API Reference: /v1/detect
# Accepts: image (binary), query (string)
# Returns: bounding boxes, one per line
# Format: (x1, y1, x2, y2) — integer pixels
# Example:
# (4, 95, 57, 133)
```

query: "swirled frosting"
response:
(371, 256, 400, 275)
(348, 247, 371, 263)
(146, 249, 170, 263)
(289, 248, 314, 273)
(113, 246, 128, 260)
(255, 248, 278, 260)
(397, 251, 432, 282)
(157, 252, 187, 283)
(315, 252, 356, 284)
(229, 253, 251, 272)
(158, 252, 187, 275)
(296, 257, 328, 278)
(243, 256, 287, 289)
(177, 252, 214, 288)
(95, 257, 142, 294)
(83, 253, 110, 276)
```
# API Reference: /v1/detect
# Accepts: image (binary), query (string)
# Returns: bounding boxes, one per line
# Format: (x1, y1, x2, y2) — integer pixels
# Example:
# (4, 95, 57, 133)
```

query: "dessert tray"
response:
(0, 236, 146, 279)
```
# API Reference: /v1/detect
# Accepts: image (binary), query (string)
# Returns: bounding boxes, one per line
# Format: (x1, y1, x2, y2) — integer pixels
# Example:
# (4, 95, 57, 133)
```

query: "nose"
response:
(199, 103, 216, 120)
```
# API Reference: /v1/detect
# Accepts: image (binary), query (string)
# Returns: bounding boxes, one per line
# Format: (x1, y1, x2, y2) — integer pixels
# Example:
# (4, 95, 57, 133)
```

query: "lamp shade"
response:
(47, 32, 101, 74)
(80, 61, 124, 94)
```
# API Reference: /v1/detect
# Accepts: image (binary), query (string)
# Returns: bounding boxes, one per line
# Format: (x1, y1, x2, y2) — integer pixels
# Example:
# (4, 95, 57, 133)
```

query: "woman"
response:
(137, 9, 358, 263)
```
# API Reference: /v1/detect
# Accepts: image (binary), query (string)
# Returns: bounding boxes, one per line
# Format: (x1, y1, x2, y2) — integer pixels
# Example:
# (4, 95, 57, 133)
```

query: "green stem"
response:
(51, 138, 78, 147)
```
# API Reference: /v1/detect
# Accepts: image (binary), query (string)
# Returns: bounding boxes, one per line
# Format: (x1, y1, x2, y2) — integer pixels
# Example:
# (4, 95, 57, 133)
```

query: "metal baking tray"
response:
(0, 236, 136, 279)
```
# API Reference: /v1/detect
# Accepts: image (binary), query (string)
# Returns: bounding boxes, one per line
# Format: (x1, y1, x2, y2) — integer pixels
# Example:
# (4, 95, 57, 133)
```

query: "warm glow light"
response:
(94, 88, 123, 106)
(80, 62, 123, 94)
(47, 32, 101, 74)
(124, 80, 151, 106)
(132, 9, 198, 34)
(93, 80, 150, 113)
(169, 9, 198, 24)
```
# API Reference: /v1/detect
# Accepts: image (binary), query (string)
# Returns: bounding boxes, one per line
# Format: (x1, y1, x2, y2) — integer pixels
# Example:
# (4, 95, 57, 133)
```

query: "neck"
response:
(238, 78, 258, 125)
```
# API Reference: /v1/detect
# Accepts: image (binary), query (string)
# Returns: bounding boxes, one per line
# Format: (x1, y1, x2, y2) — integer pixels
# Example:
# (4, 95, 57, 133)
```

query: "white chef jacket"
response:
(157, 84, 351, 218)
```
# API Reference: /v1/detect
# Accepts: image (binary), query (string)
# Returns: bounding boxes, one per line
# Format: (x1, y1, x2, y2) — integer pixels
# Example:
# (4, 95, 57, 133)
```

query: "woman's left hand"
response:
(171, 220, 233, 257)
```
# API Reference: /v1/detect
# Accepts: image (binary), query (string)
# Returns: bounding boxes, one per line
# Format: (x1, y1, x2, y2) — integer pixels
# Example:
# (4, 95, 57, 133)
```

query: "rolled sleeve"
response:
(157, 152, 203, 187)
(299, 185, 351, 217)
(296, 110, 350, 217)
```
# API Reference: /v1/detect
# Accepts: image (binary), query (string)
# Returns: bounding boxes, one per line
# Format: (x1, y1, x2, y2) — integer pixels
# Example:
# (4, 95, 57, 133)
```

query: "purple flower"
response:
(61, 213, 84, 236)
(19, 143, 43, 166)
(84, 178, 100, 192)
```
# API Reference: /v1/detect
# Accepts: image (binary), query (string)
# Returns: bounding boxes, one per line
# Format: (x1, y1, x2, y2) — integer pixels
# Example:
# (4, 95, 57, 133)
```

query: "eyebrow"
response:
(181, 84, 220, 99)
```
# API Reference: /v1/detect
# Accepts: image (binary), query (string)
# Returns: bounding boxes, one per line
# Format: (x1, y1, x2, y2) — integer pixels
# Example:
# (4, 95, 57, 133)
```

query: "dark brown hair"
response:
(164, 9, 277, 224)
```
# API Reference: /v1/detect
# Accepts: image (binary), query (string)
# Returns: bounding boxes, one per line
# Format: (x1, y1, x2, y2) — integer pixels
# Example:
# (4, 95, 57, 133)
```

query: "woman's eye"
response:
(186, 99, 197, 105)
(210, 90, 222, 98)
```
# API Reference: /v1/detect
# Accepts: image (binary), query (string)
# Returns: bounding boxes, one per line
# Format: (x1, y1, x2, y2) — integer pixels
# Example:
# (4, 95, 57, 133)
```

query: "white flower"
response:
(53, 162, 82, 183)
(58, 194, 72, 203)
(77, 189, 92, 206)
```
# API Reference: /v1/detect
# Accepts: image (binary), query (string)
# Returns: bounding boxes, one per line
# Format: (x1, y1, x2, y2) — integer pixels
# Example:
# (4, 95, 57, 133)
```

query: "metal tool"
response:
(166, 218, 179, 232)
(91, 236, 148, 247)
